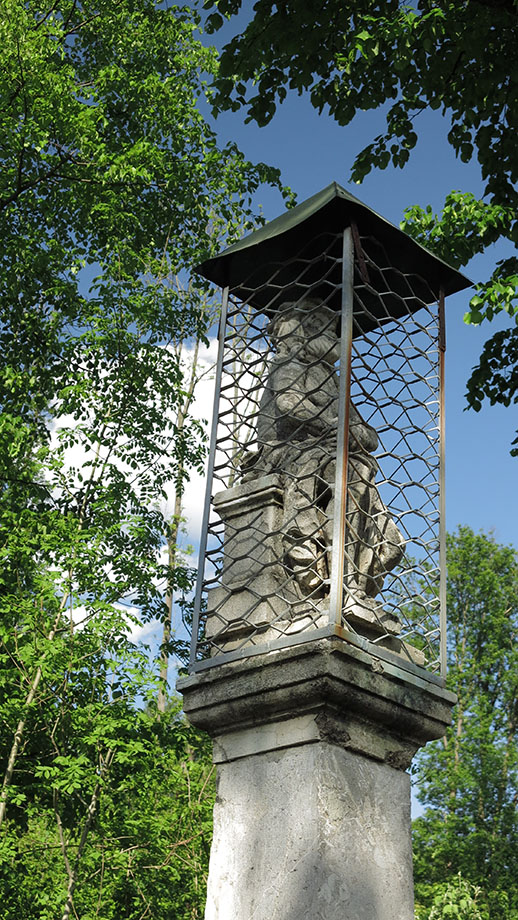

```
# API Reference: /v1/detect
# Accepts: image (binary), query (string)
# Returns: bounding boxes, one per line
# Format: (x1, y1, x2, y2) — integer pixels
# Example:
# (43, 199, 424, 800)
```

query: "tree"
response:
(0, 696, 216, 920)
(415, 873, 488, 920)
(203, 0, 518, 450)
(412, 527, 518, 919)
(0, 1, 289, 914)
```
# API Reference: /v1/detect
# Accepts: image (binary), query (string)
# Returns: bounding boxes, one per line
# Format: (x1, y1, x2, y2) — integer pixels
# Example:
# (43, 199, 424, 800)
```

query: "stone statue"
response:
(242, 297, 405, 627)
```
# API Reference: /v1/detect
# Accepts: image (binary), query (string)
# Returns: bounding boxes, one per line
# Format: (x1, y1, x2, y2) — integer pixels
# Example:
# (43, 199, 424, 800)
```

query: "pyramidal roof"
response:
(196, 182, 472, 303)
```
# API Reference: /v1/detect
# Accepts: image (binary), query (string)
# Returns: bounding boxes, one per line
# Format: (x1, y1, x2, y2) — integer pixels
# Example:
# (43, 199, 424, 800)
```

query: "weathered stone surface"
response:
(213, 475, 284, 588)
(205, 742, 414, 920)
(205, 476, 286, 644)
(178, 634, 456, 769)
(243, 299, 406, 612)
(178, 636, 455, 920)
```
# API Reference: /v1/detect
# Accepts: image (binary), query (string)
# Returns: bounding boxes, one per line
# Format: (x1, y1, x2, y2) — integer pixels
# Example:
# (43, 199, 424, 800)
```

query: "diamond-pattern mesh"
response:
(190, 229, 443, 673)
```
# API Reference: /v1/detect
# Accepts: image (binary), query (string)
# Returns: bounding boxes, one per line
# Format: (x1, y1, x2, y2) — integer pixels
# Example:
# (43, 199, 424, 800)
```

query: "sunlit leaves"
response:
(205, 0, 518, 454)
(0, 2, 285, 915)
(401, 193, 513, 271)
(412, 528, 518, 919)
(400, 192, 518, 449)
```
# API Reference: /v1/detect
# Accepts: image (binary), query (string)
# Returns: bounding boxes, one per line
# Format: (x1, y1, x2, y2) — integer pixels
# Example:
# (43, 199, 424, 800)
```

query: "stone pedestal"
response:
(177, 636, 455, 920)
(205, 475, 287, 649)
(206, 474, 329, 652)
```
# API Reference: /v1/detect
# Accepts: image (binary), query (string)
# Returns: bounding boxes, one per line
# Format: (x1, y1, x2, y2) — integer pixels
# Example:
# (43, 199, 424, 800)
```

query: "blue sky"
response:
(210, 82, 517, 549)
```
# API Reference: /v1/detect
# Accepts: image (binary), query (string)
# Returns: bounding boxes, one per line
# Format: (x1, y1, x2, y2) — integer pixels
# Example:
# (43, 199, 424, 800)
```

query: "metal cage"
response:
(189, 185, 471, 680)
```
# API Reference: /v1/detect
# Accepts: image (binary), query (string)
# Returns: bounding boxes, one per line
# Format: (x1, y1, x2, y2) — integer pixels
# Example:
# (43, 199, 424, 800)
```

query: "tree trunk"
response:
(0, 608, 64, 831)
(157, 495, 181, 714)
(60, 750, 114, 920)
(157, 331, 202, 714)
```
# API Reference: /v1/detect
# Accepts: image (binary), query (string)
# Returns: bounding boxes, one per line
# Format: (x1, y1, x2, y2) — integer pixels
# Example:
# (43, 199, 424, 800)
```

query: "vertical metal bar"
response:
(189, 286, 229, 669)
(329, 228, 354, 626)
(438, 287, 447, 678)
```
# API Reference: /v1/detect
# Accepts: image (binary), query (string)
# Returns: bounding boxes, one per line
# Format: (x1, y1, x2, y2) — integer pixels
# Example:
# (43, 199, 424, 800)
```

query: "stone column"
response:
(178, 635, 455, 920)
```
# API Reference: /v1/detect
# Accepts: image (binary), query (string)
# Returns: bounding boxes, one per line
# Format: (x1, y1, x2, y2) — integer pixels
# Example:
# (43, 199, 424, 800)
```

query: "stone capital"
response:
(178, 636, 456, 770)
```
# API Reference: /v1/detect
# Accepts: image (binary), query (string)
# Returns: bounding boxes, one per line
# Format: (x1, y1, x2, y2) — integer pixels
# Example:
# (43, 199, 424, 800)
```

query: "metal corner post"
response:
(189, 286, 229, 669)
(438, 287, 447, 678)
(329, 227, 354, 626)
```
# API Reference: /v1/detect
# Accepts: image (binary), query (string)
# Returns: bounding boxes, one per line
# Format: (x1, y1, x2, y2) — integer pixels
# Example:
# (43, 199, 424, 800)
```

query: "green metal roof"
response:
(195, 182, 472, 307)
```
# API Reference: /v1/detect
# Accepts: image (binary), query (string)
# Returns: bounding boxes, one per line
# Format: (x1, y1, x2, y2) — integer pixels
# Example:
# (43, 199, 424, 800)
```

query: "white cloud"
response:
(161, 336, 218, 546)
(172, 334, 269, 553)
(65, 599, 157, 644)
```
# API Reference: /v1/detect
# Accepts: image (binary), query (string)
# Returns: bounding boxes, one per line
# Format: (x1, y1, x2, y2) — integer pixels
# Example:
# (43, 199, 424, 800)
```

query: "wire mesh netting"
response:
(190, 228, 444, 674)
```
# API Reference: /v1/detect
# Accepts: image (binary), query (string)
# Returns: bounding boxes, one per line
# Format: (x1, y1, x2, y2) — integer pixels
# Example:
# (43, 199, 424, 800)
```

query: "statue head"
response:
(268, 298, 340, 365)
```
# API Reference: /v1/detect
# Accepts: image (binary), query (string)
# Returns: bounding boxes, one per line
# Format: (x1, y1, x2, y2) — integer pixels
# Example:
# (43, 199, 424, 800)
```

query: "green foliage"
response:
(465, 328, 518, 453)
(204, 0, 518, 452)
(0, 1, 287, 915)
(401, 194, 513, 279)
(415, 873, 487, 920)
(207, 0, 517, 207)
(0, 700, 215, 920)
(412, 527, 518, 919)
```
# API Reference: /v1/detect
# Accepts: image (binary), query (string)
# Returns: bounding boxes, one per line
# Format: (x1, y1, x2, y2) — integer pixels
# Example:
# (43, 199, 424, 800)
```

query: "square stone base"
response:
(178, 637, 455, 920)
(206, 740, 413, 920)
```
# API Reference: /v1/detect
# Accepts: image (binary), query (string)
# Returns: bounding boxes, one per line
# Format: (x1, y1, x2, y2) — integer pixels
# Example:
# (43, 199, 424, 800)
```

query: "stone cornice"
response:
(178, 636, 456, 770)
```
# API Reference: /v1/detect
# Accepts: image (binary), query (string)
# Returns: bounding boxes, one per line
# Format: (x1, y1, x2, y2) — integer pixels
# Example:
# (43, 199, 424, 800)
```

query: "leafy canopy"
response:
(204, 0, 518, 450)
(0, 2, 289, 916)
(0, 0, 291, 650)
(413, 527, 518, 919)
